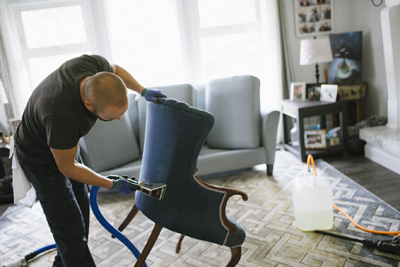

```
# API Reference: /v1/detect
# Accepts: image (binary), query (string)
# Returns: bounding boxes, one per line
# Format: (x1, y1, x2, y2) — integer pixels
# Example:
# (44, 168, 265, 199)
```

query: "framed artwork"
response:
(328, 31, 363, 83)
(304, 129, 327, 149)
(306, 83, 321, 100)
(290, 82, 306, 100)
(320, 84, 338, 102)
(294, 0, 333, 37)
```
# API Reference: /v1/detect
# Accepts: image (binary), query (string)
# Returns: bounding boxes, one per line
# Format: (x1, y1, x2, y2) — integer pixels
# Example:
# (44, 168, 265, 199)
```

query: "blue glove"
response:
(110, 179, 136, 195)
(141, 88, 167, 102)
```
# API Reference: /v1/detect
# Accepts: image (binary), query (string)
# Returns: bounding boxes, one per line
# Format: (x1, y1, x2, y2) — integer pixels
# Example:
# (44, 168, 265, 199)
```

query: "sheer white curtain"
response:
(105, 0, 284, 111)
(1, 0, 283, 117)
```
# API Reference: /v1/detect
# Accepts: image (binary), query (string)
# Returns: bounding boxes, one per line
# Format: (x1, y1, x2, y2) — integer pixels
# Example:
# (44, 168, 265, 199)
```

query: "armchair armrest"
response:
(261, 110, 280, 175)
(193, 174, 248, 234)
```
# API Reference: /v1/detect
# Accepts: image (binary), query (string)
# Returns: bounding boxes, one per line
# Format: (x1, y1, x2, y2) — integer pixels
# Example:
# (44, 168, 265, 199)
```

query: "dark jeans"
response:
(17, 151, 95, 267)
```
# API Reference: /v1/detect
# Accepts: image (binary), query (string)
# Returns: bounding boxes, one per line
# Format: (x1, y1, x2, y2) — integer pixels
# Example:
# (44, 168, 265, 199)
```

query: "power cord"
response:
(334, 203, 400, 237)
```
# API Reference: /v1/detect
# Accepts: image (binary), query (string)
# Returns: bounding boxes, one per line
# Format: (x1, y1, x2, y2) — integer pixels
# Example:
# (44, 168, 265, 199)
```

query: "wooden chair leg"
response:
(175, 234, 185, 253)
(134, 224, 163, 267)
(111, 205, 139, 238)
(118, 205, 139, 232)
(226, 246, 241, 267)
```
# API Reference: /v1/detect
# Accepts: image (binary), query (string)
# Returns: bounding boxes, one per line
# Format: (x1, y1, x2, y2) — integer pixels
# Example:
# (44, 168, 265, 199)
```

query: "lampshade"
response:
(300, 37, 333, 66)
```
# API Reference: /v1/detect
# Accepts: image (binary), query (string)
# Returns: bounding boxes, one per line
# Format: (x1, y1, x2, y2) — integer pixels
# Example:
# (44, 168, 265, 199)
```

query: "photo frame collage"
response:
(294, 0, 333, 37)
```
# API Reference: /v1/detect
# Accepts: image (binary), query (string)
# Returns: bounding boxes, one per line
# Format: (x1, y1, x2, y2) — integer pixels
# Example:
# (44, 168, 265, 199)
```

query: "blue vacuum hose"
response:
(4, 187, 145, 267)
(89, 186, 146, 267)
(3, 243, 56, 267)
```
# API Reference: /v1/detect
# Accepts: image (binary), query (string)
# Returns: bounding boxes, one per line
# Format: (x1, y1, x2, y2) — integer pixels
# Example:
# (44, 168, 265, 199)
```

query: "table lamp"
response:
(300, 37, 333, 84)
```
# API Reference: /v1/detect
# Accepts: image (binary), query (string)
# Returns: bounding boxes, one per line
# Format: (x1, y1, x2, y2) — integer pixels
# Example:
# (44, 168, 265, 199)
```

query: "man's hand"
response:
(141, 88, 167, 102)
(110, 179, 136, 195)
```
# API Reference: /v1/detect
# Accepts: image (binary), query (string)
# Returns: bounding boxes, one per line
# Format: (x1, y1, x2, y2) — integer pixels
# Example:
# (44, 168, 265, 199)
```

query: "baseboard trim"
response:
(364, 143, 400, 175)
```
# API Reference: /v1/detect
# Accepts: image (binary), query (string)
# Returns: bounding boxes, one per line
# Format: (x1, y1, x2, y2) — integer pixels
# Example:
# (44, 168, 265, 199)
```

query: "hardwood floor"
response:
(325, 153, 400, 212)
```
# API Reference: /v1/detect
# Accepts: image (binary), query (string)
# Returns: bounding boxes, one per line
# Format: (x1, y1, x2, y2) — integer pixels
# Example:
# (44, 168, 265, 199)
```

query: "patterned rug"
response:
(1, 152, 400, 266)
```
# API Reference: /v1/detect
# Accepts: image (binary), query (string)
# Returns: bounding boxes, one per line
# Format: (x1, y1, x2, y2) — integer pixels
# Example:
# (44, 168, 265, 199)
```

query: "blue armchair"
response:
(119, 98, 248, 266)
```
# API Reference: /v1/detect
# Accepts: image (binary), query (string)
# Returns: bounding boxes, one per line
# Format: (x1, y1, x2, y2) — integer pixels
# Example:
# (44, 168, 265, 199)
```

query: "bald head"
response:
(83, 72, 128, 112)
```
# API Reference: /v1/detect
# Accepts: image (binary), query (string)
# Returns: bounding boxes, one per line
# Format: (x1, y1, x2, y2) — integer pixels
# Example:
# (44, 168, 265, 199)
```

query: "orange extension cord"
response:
(307, 155, 400, 237)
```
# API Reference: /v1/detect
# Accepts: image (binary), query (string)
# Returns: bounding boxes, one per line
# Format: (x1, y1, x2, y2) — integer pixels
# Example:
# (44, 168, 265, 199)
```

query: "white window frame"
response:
(1, 0, 111, 116)
(176, 0, 265, 85)
(2, 0, 282, 116)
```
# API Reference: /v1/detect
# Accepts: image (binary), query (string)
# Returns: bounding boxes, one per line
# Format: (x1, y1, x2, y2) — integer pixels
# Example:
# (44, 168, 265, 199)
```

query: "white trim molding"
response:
(381, 1, 400, 129)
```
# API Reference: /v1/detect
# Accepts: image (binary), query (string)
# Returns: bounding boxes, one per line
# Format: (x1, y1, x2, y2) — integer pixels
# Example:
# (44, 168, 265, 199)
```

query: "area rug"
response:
(1, 155, 400, 266)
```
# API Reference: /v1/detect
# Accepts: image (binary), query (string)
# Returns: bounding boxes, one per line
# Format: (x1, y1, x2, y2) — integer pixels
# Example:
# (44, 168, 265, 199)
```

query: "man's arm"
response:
(112, 64, 167, 102)
(113, 64, 144, 95)
(50, 145, 113, 188)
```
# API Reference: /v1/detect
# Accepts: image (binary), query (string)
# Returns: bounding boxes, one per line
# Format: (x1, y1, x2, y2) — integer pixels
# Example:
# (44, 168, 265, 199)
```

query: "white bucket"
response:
(292, 155, 333, 231)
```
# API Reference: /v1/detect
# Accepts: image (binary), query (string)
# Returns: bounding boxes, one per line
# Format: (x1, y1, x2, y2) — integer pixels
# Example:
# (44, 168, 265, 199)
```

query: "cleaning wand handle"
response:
(316, 230, 400, 255)
(107, 175, 167, 201)
(376, 240, 400, 255)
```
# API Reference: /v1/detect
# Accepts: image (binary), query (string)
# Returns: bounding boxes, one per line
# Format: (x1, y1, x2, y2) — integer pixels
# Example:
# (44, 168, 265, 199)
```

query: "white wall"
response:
(283, 0, 388, 119)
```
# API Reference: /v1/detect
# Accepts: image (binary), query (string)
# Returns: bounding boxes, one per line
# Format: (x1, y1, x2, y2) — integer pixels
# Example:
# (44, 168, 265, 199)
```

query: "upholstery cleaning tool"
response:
(315, 230, 400, 256)
(3, 176, 166, 267)
(106, 175, 167, 201)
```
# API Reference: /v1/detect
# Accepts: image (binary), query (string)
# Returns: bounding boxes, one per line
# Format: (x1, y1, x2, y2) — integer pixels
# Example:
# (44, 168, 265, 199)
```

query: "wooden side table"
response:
(281, 100, 348, 162)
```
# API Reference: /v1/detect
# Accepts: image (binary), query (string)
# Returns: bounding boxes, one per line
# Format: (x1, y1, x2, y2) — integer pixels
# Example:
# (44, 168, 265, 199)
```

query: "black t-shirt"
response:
(15, 54, 113, 164)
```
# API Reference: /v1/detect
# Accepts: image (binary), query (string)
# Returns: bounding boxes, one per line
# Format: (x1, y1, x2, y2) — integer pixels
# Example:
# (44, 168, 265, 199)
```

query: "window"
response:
(20, 5, 87, 49)
(7, 0, 100, 89)
(197, 0, 263, 81)
(105, 0, 185, 87)
(2, 0, 282, 116)
(197, 0, 256, 28)
(179, 0, 283, 110)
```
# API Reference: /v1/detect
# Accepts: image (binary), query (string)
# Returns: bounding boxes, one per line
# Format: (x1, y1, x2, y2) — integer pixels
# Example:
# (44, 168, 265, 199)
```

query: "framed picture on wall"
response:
(294, 0, 333, 37)
(290, 82, 306, 100)
(328, 31, 363, 83)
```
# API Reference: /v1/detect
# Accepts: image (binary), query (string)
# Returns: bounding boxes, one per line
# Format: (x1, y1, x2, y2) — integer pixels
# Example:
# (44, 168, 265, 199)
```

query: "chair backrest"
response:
(205, 75, 261, 149)
(135, 98, 238, 245)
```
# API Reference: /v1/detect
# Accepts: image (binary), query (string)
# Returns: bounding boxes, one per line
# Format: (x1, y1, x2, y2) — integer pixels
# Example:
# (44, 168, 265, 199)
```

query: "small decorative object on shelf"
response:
(290, 123, 299, 146)
(304, 129, 327, 149)
(320, 84, 338, 102)
(290, 82, 306, 100)
(337, 83, 367, 100)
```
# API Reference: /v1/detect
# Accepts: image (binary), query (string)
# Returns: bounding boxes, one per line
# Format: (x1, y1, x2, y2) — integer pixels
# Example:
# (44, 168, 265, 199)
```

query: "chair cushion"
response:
(79, 113, 140, 173)
(205, 75, 261, 149)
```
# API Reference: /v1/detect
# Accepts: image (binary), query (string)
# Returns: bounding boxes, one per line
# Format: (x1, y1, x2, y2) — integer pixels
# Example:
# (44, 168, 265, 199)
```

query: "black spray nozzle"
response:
(107, 175, 166, 201)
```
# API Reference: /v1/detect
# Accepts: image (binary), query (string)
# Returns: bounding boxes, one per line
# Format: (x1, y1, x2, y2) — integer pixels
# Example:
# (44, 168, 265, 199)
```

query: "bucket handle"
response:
(307, 154, 318, 176)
